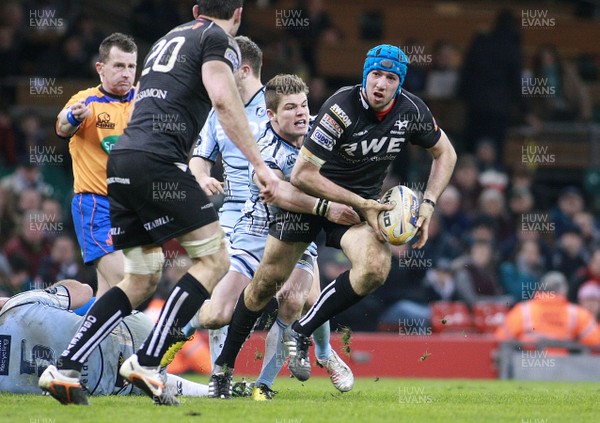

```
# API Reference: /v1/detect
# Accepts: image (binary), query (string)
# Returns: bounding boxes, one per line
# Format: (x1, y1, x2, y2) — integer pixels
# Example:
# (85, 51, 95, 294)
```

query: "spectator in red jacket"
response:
(3, 211, 51, 278)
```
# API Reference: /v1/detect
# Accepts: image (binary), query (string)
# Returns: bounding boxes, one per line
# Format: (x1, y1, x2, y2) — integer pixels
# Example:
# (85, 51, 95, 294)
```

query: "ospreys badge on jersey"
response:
(225, 48, 240, 71)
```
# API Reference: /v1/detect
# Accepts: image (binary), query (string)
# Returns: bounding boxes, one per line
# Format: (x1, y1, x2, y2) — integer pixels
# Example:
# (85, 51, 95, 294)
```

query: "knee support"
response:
(123, 246, 165, 275)
(180, 230, 225, 258)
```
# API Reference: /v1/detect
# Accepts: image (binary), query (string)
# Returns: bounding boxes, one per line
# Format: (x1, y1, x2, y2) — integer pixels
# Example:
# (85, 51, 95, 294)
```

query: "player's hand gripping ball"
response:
(378, 185, 420, 245)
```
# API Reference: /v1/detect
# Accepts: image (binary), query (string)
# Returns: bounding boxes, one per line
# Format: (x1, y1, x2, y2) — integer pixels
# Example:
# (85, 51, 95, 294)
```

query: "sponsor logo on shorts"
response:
(0, 335, 10, 375)
(143, 215, 173, 231)
(110, 227, 124, 236)
(106, 177, 131, 185)
(320, 113, 343, 137)
(329, 104, 352, 128)
(310, 128, 335, 151)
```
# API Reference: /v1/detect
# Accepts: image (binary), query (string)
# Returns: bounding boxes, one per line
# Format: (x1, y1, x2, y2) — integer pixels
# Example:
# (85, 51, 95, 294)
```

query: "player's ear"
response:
(95, 61, 103, 77)
(240, 64, 249, 79)
(192, 4, 200, 19)
(233, 7, 243, 24)
(266, 108, 276, 122)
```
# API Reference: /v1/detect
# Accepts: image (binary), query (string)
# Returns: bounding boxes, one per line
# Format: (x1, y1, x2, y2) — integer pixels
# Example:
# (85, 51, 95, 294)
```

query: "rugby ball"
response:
(378, 185, 420, 245)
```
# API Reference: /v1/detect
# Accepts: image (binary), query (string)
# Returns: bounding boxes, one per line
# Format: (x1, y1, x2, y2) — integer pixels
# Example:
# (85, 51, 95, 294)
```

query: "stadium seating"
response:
(473, 302, 510, 334)
(430, 301, 475, 334)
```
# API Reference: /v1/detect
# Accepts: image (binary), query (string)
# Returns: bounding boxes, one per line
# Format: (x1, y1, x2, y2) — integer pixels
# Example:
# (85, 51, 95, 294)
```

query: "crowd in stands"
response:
(1, 0, 600, 335)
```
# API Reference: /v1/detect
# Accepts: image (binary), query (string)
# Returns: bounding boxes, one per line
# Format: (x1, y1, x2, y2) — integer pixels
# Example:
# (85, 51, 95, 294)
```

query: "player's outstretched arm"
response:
(0, 279, 93, 314)
(413, 130, 457, 249)
(189, 156, 224, 196)
(255, 171, 360, 226)
(202, 60, 279, 202)
(52, 279, 94, 309)
(292, 147, 392, 241)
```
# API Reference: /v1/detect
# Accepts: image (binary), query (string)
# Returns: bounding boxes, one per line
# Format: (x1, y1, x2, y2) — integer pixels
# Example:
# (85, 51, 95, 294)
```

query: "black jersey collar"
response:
(359, 87, 400, 122)
(245, 86, 265, 107)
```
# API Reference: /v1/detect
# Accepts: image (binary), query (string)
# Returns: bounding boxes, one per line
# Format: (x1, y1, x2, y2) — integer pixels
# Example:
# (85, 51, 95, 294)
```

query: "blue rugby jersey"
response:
(0, 288, 151, 395)
(192, 87, 268, 231)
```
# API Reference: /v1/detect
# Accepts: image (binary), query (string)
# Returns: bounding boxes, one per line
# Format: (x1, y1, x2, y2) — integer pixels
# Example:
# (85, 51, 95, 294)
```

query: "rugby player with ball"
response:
(210, 44, 457, 394)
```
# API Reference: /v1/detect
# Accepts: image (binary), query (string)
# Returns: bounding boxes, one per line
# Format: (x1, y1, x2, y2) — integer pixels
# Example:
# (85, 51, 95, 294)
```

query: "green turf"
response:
(3, 377, 599, 423)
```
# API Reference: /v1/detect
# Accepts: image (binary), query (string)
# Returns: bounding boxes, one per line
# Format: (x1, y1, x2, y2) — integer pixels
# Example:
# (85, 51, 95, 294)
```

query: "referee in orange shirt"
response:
(56, 33, 137, 297)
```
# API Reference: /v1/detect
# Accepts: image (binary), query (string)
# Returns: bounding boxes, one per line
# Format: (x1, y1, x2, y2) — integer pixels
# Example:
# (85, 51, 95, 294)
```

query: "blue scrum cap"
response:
(362, 44, 408, 96)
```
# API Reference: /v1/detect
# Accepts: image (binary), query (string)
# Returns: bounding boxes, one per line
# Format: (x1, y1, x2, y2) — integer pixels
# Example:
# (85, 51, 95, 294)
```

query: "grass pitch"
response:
(3, 377, 599, 423)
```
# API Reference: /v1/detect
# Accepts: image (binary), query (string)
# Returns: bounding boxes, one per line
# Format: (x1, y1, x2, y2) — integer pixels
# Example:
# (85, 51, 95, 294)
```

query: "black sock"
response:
(59, 286, 132, 372)
(293, 270, 362, 336)
(214, 291, 264, 370)
(256, 297, 279, 330)
(137, 273, 210, 367)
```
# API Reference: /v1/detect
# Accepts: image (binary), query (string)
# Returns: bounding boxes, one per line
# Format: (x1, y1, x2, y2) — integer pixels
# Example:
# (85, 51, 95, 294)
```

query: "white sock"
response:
(165, 374, 208, 397)
(209, 326, 228, 371)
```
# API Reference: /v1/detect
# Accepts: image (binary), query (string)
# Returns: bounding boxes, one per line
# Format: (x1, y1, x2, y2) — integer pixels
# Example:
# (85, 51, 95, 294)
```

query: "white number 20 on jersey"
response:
(141, 36, 186, 76)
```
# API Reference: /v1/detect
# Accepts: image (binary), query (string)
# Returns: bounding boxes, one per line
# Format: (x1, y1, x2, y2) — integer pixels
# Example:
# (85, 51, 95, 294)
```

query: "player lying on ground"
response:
(0, 280, 207, 402)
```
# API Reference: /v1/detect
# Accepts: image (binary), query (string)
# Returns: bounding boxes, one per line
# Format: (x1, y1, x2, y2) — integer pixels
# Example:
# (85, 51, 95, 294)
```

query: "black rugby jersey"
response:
(114, 17, 241, 162)
(303, 85, 441, 199)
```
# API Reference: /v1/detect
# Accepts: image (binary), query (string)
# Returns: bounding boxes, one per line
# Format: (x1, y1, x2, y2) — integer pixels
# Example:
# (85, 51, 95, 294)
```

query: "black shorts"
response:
(107, 150, 218, 250)
(268, 210, 352, 250)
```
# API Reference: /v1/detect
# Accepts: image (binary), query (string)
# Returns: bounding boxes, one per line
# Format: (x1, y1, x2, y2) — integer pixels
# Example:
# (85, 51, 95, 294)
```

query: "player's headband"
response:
(362, 44, 408, 97)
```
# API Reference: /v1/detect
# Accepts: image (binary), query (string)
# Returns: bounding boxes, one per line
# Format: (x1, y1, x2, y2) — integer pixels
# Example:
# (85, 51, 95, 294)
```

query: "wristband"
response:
(422, 198, 436, 208)
(313, 198, 330, 217)
(66, 109, 82, 127)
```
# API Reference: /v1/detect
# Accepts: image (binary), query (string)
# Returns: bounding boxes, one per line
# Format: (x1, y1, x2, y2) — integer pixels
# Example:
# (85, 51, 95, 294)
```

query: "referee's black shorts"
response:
(107, 150, 218, 250)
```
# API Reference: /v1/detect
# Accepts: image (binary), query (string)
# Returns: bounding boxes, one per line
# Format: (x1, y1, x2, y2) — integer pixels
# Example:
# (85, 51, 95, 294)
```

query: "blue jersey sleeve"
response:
(192, 111, 220, 162)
